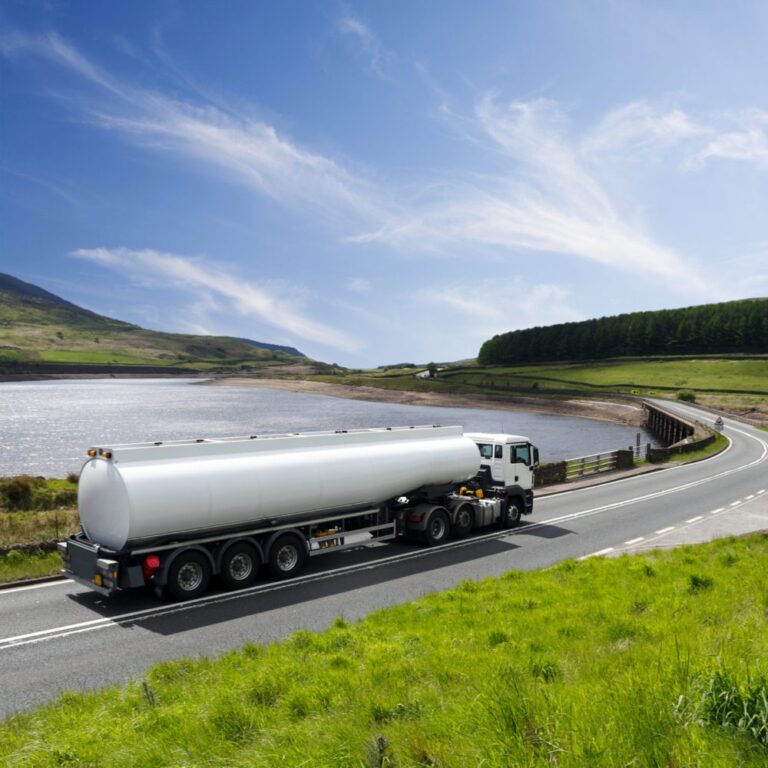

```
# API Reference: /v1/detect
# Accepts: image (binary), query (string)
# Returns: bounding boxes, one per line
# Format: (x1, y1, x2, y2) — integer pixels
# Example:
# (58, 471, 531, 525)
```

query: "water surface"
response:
(0, 379, 658, 476)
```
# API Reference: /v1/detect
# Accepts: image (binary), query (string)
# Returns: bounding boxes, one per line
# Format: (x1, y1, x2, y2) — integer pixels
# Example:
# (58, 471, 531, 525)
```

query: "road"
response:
(1, 401, 766, 717)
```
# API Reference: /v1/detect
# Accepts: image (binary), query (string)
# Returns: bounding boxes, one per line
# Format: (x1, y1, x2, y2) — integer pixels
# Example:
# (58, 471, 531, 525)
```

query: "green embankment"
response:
(0, 550, 62, 583)
(0, 477, 79, 582)
(2, 535, 767, 766)
(0, 273, 305, 372)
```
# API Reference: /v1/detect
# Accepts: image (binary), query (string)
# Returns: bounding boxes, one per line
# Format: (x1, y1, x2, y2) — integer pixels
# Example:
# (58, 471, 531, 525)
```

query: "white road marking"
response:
(655, 527, 675, 535)
(685, 516, 703, 523)
(0, 580, 67, 595)
(729, 501, 741, 507)
(579, 547, 614, 560)
(745, 495, 754, 500)
(758, 489, 766, 495)
(711, 508, 725, 514)
(624, 537, 645, 545)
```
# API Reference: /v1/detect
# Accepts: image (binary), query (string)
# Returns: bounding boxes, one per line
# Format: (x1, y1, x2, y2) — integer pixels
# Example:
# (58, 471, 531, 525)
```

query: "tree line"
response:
(478, 299, 768, 364)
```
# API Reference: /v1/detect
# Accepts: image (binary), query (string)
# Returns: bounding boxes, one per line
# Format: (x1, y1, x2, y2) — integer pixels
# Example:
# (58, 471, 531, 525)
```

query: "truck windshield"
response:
(477, 443, 493, 460)
(511, 444, 531, 466)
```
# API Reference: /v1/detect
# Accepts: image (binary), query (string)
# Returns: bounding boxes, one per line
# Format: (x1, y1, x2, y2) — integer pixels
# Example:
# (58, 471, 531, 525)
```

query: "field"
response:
(1, 534, 766, 766)
(306, 358, 768, 425)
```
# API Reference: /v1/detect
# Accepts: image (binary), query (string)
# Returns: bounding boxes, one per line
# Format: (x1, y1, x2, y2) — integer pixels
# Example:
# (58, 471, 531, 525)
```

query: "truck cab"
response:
(465, 432, 539, 515)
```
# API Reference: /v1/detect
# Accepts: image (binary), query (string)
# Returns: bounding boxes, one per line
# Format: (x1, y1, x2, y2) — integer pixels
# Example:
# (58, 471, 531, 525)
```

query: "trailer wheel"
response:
(423, 509, 450, 547)
(221, 542, 259, 590)
(452, 504, 473, 539)
(501, 497, 522, 529)
(167, 550, 212, 601)
(268, 534, 306, 580)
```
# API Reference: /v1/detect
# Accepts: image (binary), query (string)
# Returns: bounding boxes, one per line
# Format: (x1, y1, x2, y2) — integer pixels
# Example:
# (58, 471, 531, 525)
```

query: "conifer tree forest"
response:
(478, 299, 768, 365)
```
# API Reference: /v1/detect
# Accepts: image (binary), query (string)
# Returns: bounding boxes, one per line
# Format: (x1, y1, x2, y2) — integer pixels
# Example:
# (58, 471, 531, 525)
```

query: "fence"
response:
(535, 448, 635, 487)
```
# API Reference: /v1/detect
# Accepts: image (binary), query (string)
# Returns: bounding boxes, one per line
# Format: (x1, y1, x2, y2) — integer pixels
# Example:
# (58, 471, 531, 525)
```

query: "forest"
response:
(478, 298, 768, 364)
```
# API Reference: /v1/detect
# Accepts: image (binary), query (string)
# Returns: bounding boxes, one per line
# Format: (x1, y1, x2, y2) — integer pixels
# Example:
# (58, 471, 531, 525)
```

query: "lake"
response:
(0, 379, 659, 477)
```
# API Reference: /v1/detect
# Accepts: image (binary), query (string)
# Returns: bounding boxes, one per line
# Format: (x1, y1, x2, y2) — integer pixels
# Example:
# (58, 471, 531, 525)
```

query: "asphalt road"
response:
(1, 400, 766, 717)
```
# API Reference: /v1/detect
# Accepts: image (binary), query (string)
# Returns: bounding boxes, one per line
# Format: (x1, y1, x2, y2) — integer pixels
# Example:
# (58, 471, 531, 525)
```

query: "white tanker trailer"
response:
(58, 425, 538, 600)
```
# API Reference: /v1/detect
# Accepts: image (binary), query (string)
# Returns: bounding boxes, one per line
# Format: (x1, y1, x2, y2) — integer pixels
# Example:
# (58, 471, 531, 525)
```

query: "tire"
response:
(452, 503, 473, 539)
(501, 497, 522, 529)
(167, 550, 212, 601)
(268, 534, 306, 580)
(423, 509, 450, 547)
(220, 541, 259, 590)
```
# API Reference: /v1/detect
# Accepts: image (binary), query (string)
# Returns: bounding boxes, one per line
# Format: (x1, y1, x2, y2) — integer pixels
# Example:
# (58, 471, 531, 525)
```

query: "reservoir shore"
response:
(203, 376, 646, 427)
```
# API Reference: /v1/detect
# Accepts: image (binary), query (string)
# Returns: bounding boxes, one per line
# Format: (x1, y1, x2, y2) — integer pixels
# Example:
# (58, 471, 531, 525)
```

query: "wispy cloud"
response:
(346, 277, 370, 293)
(0, 29, 380, 223)
(337, 13, 391, 79)
(417, 279, 583, 333)
(71, 247, 360, 352)
(693, 109, 768, 171)
(582, 100, 707, 157)
(354, 95, 703, 287)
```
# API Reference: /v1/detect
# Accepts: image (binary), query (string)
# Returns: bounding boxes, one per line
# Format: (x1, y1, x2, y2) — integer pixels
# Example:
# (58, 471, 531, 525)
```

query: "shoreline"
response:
(203, 377, 647, 427)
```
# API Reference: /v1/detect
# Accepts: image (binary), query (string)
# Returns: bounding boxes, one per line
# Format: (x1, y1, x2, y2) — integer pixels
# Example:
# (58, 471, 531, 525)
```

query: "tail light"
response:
(143, 554, 161, 580)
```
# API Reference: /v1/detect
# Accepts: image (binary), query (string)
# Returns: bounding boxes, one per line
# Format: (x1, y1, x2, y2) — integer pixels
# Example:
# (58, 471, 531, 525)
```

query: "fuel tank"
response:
(78, 425, 481, 550)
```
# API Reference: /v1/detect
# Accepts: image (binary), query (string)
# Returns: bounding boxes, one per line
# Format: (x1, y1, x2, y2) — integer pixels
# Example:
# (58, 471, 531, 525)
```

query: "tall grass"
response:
(2, 534, 767, 766)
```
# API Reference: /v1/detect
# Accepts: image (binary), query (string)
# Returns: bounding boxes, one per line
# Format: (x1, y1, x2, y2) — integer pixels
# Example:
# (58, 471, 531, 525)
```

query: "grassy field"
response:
(442, 359, 768, 394)
(2, 534, 766, 766)
(313, 358, 768, 397)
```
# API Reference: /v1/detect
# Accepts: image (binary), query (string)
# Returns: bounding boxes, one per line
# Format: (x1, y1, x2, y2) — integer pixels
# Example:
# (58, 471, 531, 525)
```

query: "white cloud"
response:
(71, 247, 360, 352)
(346, 277, 370, 293)
(355, 96, 702, 287)
(693, 110, 768, 170)
(337, 14, 390, 78)
(0, 30, 380, 222)
(417, 279, 583, 332)
(582, 100, 707, 156)
(92, 102, 379, 219)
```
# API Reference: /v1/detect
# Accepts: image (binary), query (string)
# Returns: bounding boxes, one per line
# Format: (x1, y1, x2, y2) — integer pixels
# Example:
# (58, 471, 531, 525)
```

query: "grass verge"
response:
(666, 431, 729, 463)
(2, 534, 767, 766)
(0, 550, 61, 583)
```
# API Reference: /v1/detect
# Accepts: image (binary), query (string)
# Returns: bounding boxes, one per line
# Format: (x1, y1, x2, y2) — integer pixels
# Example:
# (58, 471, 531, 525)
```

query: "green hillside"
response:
(0, 273, 306, 371)
(479, 299, 768, 365)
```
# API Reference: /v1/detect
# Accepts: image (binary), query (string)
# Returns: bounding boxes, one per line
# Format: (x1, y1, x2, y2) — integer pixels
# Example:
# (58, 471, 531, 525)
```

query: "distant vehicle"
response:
(59, 426, 538, 600)
(714, 416, 724, 431)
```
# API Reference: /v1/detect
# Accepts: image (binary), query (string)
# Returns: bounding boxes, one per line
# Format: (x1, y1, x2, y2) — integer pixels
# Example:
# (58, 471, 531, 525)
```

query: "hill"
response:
(478, 299, 768, 365)
(0, 273, 306, 371)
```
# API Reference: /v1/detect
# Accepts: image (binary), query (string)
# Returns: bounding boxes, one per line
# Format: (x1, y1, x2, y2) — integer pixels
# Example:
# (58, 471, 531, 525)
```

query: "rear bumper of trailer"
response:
(58, 537, 121, 595)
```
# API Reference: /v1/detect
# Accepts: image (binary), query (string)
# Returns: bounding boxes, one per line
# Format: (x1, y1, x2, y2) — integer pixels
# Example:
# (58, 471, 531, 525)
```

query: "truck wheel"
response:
(220, 542, 259, 590)
(452, 504, 473, 539)
(501, 498, 522, 529)
(423, 509, 450, 547)
(268, 534, 306, 580)
(167, 550, 212, 601)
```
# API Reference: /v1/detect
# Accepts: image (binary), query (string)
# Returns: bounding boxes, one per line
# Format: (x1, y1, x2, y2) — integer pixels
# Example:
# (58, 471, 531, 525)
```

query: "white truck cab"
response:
(465, 432, 539, 491)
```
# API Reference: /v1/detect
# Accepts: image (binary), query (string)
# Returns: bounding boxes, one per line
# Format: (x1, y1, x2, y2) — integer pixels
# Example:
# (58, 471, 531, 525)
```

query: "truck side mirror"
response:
(532, 446, 539, 467)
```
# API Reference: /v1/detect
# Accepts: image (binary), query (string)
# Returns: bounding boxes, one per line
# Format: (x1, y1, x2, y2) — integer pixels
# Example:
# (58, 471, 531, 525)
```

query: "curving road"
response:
(1, 401, 766, 717)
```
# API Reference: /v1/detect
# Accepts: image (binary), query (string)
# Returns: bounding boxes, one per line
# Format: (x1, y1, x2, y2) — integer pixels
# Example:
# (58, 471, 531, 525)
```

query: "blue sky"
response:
(1, 1, 767, 366)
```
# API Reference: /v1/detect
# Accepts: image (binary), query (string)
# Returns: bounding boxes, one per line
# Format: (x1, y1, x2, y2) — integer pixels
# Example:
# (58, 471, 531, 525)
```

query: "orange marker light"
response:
(87, 448, 97, 457)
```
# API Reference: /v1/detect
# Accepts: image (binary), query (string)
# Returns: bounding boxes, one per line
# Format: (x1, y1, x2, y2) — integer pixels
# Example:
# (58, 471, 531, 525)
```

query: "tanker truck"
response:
(58, 425, 538, 600)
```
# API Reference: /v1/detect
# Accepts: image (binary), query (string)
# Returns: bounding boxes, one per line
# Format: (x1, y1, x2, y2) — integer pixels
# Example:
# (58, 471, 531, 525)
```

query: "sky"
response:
(1, 1, 767, 366)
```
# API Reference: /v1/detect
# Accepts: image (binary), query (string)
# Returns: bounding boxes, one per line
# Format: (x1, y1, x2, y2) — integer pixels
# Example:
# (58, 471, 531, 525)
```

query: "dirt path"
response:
(204, 377, 646, 426)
